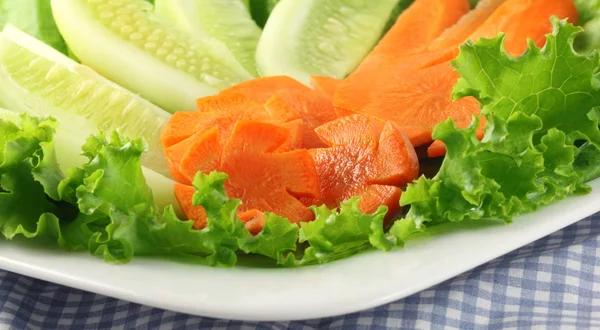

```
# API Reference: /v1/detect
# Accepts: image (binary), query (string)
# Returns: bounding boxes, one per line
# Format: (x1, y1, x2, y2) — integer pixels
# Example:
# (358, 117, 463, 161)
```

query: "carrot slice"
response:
(335, 0, 577, 150)
(174, 183, 207, 230)
(220, 76, 310, 102)
(174, 121, 319, 232)
(160, 112, 229, 149)
(238, 209, 266, 235)
(429, 0, 506, 51)
(178, 127, 223, 181)
(165, 133, 202, 185)
(303, 114, 419, 217)
(375, 0, 470, 56)
(465, 0, 578, 56)
(221, 76, 338, 148)
(219, 121, 319, 223)
(309, 76, 342, 100)
(334, 0, 469, 125)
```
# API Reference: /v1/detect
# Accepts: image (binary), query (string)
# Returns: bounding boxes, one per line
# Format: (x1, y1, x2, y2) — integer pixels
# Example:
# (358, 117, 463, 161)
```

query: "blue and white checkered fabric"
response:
(1, 212, 599, 329)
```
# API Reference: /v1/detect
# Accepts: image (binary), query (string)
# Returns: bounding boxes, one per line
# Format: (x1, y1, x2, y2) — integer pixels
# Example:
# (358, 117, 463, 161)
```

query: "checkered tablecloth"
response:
(1, 212, 599, 330)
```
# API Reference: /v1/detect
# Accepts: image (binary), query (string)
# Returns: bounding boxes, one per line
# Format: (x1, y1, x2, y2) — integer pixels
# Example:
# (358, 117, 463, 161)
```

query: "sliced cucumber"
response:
(256, 0, 399, 85)
(155, 0, 262, 76)
(0, 24, 171, 178)
(51, 0, 255, 113)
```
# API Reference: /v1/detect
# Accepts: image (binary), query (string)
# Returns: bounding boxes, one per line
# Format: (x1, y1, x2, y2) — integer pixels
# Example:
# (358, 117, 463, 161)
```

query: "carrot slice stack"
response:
(302, 114, 419, 217)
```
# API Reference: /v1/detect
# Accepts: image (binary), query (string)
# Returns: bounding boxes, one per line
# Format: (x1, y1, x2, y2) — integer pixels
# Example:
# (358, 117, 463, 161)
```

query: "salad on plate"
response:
(1, 0, 600, 268)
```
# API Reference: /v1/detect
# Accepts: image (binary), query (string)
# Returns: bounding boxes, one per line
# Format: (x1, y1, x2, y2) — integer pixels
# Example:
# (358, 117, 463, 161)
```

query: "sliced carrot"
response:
(165, 134, 201, 185)
(178, 127, 223, 181)
(238, 209, 267, 235)
(263, 94, 301, 123)
(335, 0, 577, 150)
(218, 121, 320, 223)
(303, 114, 419, 217)
(174, 183, 207, 230)
(429, 0, 506, 51)
(465, 0, 578, 56)
(221, 76, 338, 148)
(220, 76, 310, 102)
(174, 121, 319, 232)
(309, 76, 342, 100)
(370, 0, 470, 58)
(276, 119, 304, 152)
(334, 0, 469, 125)
(160, 112, 229, 149)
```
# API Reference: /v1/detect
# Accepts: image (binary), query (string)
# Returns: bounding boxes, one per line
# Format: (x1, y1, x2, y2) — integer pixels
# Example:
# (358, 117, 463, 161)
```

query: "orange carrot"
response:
(335, 0, 578, 150)
(334, 0, 469, 127)
(375, 0, 470, 57)
(302, 114, 419, 217)
(429, 0, 506, 51)
(238, 209, 267, 235)
(174, 183, 207, 230)
(165, 133, 204, 185)
(220, 76, 309, 102)
(178, 127, 222, 181)
(310, 76, 342, 100)
(160, 112, 229, 149)
(465, 0, 578, 56)
(174, 120, 320, 229)
(221, 76, 339, 148)
(219, 121, 320, 222)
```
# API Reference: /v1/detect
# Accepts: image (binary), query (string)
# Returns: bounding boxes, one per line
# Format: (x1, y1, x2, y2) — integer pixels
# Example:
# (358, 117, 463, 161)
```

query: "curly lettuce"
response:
(393, 18, 600, 242)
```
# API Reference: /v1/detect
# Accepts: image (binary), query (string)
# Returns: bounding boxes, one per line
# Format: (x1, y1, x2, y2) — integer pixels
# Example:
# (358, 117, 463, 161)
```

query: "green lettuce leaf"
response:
(394, 18, 600, 242)
(0, 113, 71, 242)
(278, 198, 394, 266)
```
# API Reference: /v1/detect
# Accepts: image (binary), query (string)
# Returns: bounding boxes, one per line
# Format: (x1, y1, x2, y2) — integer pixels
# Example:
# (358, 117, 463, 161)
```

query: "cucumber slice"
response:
(51, 0, 255, 113)
(155, 0, 262, 76)
(256, 0, 399, 85)
(0, 24, 172, 178)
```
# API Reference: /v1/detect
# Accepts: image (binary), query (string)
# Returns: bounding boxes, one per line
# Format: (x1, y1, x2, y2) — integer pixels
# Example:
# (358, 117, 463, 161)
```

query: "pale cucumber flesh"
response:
(155, 0, 262, 76)
(0, 25, 172, 178)
(51, 0, 255, 113)
(256, 0, 399, 85)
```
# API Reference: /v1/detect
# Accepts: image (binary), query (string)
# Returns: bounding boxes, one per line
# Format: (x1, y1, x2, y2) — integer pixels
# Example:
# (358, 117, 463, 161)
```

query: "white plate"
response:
(1, 178, 599, 322)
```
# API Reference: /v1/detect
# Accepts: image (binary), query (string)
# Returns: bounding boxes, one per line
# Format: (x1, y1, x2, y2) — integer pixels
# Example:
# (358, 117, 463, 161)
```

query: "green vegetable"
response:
(0, 112, 398, 267)
(0, 24, 172, 178)
(0, 0, 67, 54)
(0, 114, 69, 241)
(574, 142, 600, 182)
(51, 0, 255, 113)
(287, 199, 394, 266)
(393, 18, 600, 242)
